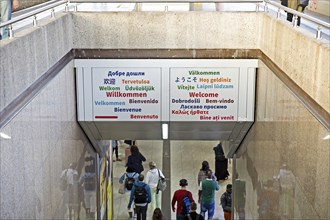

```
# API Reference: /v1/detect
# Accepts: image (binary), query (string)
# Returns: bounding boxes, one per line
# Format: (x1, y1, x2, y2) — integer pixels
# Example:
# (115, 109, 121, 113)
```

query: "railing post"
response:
(65, 3, 69, 12)
(74, 3, 78, 12)
(264, 2, 268, 12)
(293, 14, 298, 27)
(276, 8, 281, 19)
(33, 15, 37, 27)
(316, 26, 322, 39)
(135, 3, 142, 12)
(165, 4, 168, 12)
(189, 2, 195, 11)
(51, 8, 55, 18)
(256, 3, 259, 12)
(8, 25, 13, 39)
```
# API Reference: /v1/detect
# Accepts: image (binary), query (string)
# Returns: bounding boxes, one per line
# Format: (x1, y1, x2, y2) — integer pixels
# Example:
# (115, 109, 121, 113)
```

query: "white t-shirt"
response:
(145, 168, 165, 188)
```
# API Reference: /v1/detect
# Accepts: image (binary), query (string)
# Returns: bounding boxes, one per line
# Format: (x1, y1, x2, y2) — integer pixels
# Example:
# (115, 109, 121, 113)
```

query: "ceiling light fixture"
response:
(322, 134, 330, 140)
(0, 132, 11, 139)
(162, 123, 168, 139)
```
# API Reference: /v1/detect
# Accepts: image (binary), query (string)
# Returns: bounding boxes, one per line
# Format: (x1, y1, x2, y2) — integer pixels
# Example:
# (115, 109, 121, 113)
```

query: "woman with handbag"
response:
(145, 161, 165, 211)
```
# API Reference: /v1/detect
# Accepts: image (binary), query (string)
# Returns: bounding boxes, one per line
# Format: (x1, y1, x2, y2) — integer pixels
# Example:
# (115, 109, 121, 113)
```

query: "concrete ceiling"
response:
(79, 121, 253, 141)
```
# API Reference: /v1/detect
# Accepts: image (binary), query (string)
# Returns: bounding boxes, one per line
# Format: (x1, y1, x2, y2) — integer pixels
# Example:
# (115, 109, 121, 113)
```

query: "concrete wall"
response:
(0, 10, 329, 219)
(72, 12, 261, 49)
(235, 61, 329, 220)
(0, 13, 73, 112)
(0, 13, 96, 219)
(1, 12, 327, 118)
(0, 62, 97, 219)
(72, 12, 329, 113)
(259, 14, 330, 114)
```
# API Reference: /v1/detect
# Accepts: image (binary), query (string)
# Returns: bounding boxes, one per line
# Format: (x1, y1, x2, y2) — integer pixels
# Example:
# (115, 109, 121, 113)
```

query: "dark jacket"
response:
(221, 191, 232, 212)
(127, 153, 146, 174)
(214, 144, 226, 161)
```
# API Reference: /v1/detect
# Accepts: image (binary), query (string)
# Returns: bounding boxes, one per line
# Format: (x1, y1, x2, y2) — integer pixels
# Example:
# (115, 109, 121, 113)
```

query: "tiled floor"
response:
(112, 140, 232, 220)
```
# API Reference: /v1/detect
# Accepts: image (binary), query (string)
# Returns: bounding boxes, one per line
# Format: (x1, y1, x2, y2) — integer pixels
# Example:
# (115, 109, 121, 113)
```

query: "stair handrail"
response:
(262, 0, 329, 39)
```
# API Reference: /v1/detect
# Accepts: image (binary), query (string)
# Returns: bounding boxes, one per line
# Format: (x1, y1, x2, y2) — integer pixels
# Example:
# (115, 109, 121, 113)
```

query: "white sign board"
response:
(170, 68, 239, 121)
(75, 59, 257, 122)
(92, 67, 161, 121)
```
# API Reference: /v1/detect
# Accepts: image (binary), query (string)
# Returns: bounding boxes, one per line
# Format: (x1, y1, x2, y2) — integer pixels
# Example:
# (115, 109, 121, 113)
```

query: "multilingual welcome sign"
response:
(170, 68, 239, 121)
(92, 67, 161, 121)
(75, 59, 257, 122)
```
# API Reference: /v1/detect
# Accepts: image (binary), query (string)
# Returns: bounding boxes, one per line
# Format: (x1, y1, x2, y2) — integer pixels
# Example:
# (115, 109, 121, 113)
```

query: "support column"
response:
(161, 139, 171, 218)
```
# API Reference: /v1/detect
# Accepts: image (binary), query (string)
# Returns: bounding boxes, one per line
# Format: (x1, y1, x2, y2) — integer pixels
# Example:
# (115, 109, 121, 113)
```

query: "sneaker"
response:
(116, 158, 122, 161)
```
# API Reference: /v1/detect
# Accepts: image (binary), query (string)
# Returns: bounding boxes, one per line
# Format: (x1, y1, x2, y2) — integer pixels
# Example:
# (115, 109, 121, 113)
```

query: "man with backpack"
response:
(172, 179, 195, 220)
(128, 174, 151, 220)
(119, 166, 139, 219)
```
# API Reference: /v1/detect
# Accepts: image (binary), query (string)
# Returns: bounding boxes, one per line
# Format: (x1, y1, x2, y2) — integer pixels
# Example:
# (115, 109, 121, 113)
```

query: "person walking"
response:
(281, 0, 310, 26)
(198, 171, 220, 220)
(79, 165, 96, 219)
(119, 166, 139, 219)
(60, 163, 79, 220)
(0, 0, 19, 40)
(184, 202, 204, 220)
(145, 161, 165, 211)
(128, 174, 151, 220)
(213, 142, 229, 181)
(126, 145, 146, 174)
(112, 140, 122, 162)
(220, 184, 232, 220)
(197, 161, 216, 186)
(172, 179, 195, 220)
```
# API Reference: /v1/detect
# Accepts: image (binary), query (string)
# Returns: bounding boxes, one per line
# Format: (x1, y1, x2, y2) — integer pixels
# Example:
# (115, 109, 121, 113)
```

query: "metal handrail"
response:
(262, 0, 329, 39)
(14, 0, 65, 16)
(0, 0, 68, 29)
(69, 0, 262, 2)
(0, 0, 265, 29)
(0, 0, 329, 40)
(263, 0, 329, 29)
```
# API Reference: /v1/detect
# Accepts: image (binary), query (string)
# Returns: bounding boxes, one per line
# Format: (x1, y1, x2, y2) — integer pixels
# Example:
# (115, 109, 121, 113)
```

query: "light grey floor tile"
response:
(112, 140, 232, 220)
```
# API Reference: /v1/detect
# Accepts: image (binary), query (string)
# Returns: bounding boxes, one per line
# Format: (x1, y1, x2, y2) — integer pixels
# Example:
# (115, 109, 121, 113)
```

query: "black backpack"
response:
(134, 184, 147, 204)
(125, 173, 136, 190)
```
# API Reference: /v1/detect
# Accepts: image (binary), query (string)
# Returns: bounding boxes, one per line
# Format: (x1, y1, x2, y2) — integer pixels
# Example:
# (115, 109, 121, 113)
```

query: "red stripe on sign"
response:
(95, 116, 118, 119)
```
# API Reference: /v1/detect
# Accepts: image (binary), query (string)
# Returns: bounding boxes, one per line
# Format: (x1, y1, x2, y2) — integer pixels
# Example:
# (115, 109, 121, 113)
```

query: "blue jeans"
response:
(201, 202, 215, 220)
(0, 0, 12, 40)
